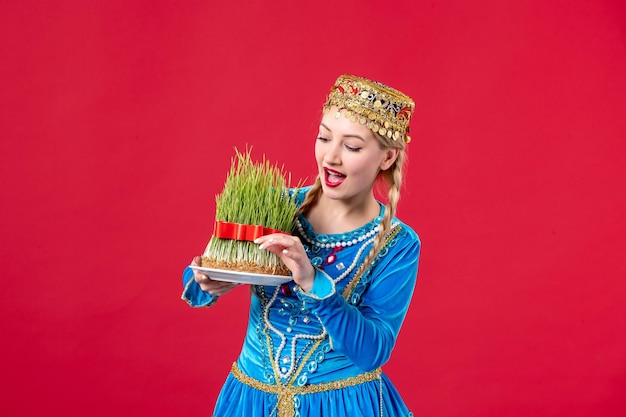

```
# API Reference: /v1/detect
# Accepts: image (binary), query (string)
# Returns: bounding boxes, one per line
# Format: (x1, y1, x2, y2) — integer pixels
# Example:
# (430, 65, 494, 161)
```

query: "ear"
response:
(380, 148, 399, 171)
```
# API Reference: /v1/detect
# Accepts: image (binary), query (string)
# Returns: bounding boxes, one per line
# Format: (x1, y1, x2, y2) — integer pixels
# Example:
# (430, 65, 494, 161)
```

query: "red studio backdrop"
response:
(1, 1, 625, 416)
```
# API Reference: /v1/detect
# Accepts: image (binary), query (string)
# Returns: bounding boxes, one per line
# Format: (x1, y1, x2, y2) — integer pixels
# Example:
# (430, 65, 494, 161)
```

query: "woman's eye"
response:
(317, 136, 329, 142)
(346, 145, 361, 152)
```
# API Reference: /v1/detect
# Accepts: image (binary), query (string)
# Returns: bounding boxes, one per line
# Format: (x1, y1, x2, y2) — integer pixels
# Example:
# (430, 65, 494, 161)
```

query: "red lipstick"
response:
(324, 167, 346, 188)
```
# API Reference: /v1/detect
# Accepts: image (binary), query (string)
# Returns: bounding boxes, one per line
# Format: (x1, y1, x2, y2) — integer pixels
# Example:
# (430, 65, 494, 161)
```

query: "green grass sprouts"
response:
(202, 148, 300, 275)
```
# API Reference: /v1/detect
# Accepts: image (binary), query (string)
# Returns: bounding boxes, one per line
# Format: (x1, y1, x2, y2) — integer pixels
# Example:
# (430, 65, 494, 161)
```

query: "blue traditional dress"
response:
(182, 187, 421, 417)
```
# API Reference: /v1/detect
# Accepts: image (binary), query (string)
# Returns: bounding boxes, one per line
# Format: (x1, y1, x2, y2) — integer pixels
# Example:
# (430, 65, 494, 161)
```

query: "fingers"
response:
(198, 278, 239, 296)
(255, 234, 297, 254)
(192, 256, 214, 288)
(189, 254, 240, 297)
(255, 234, 314, 287)
(256, 235, 307, 263)
(193, 271, 209, 284)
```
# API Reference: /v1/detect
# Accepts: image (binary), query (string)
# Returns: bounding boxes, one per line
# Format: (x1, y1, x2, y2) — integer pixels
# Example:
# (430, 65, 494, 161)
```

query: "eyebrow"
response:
(320, 123, 366, 142)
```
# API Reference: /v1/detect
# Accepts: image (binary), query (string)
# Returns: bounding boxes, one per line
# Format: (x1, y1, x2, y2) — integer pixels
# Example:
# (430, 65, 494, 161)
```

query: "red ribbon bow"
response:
(213, 220, 288, 241)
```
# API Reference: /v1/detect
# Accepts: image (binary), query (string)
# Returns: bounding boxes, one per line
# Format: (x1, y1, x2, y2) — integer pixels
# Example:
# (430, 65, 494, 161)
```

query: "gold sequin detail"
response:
(231, 362, 382, 417)
(323, 74, 415, 143)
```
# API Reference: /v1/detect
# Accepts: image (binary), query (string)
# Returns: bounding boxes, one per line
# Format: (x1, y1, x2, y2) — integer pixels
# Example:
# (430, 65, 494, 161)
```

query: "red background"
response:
(1, 1, 625, 416)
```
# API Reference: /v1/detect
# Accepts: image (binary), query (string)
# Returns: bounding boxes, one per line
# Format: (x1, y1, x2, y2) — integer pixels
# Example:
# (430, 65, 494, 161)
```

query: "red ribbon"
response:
(213, 221, 288, 242)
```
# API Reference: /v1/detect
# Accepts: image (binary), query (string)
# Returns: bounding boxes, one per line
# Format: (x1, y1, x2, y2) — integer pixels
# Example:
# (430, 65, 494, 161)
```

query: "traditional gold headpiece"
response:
(323, 74, 415, 143)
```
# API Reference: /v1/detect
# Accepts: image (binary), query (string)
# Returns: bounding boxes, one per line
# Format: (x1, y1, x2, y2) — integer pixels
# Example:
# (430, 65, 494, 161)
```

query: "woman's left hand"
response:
(254, 234, 315, 292)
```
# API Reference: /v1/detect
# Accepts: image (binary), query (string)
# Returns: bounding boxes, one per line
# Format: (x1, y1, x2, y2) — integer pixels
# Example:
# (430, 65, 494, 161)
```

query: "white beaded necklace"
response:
(332, 235, 376, 283)
(325, 221, 399, 284)
(296, 219, 380, 249)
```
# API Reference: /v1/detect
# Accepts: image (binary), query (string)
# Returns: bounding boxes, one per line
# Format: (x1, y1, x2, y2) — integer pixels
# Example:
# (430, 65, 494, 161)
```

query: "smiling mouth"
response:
(324, 168, 346, 187)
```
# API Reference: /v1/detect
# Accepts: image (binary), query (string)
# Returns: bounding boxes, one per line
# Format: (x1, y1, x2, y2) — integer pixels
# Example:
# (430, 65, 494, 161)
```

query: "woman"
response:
(182, 74, 420, 417)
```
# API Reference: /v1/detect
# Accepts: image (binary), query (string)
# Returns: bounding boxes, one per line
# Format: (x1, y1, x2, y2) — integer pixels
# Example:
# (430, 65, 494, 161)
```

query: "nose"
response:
(323, 142, 342, 165)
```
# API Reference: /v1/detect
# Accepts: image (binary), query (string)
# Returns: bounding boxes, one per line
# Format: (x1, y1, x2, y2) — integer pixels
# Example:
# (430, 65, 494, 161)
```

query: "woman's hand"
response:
(254, 234, 315, 292)
(191, 256, 240, 296)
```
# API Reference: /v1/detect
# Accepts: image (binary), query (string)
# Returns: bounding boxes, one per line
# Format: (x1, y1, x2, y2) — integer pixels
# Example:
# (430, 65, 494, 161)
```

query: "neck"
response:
(306, 192, 380, 234)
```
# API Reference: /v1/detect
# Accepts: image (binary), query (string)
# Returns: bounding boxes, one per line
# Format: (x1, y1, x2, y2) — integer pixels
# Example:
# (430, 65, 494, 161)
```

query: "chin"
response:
(320, 185, 350, 201)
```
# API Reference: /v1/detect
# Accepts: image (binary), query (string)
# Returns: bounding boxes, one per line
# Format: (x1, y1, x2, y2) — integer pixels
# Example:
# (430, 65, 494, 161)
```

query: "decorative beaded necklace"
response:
(295, 218, 380, 249)
(331, 235, 376, 283)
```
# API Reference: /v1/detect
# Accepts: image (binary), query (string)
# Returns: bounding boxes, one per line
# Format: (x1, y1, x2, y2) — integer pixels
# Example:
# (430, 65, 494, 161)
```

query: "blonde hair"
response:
(296, 132, 406, 278)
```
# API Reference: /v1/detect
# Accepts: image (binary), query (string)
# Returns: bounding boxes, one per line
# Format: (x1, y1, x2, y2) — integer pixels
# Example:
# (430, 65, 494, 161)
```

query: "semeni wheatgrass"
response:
(202, 148, 300, 276)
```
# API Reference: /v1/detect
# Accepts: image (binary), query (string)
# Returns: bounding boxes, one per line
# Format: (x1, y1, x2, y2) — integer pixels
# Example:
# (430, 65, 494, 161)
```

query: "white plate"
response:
(189, 265, 293, 286)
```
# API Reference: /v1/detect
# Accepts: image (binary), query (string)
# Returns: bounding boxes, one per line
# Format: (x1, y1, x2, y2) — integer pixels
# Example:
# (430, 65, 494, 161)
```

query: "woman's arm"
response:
(297, 228, 420, 371)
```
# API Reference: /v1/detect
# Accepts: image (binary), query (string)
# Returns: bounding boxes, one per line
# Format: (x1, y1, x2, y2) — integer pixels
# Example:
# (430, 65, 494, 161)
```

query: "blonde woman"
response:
(183, 74, 421, 417)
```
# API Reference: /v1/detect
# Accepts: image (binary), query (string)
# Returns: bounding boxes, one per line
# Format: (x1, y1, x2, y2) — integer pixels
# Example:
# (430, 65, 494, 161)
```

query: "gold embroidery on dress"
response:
(231, 362, 382, 417)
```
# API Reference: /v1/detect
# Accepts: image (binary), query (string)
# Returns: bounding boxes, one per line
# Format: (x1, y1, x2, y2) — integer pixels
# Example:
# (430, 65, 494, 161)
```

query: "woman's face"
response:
(315, 107, 398, 204)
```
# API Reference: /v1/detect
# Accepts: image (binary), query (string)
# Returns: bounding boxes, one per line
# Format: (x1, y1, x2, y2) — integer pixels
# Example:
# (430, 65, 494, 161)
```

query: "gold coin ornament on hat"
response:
(323, 74, 415, 144)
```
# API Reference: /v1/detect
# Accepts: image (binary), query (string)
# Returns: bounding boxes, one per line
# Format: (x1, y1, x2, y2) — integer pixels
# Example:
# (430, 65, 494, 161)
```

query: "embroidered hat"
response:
(323, 74, 415, 143)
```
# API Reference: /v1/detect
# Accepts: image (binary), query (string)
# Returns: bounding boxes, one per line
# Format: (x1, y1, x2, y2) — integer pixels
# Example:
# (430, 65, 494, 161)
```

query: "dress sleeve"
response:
(181, 266, 219, 307)
(296, 228, 420, 371)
